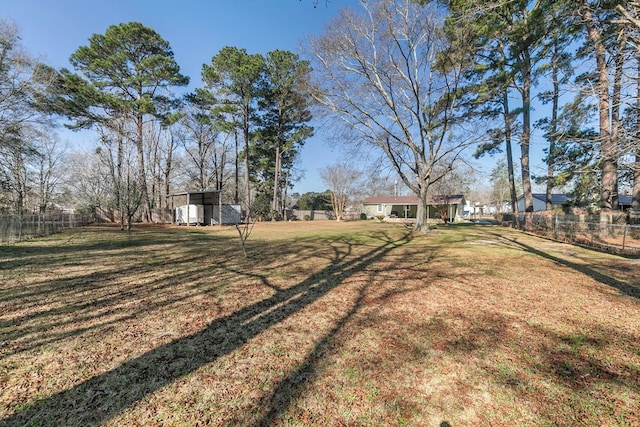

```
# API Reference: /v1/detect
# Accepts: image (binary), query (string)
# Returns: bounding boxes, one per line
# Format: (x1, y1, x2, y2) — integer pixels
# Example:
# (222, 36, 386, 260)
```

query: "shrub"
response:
(303, 214, 311, 221)
(271, 210, 282, 221)
(360, 212, 367, 220)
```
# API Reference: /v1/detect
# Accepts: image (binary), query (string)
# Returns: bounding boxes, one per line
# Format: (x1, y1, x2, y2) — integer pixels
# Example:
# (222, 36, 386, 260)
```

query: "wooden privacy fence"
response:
(290, 209, 336, 221)
(290, 209, 362, 221)
(0, 213, 94, 244)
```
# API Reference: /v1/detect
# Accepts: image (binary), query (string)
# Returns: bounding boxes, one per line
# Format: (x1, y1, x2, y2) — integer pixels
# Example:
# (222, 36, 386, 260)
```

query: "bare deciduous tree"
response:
(178, 91, 234, 193)
(319, 163, 360, 221)
(0, 20, 58, 213)
(307, 0, 474, 232)
(33, 131, 66, 213)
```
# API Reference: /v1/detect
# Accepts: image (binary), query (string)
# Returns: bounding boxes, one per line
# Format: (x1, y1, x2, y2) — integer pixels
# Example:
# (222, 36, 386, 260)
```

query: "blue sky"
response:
(3, 0, 362, 194)
(4, 0, 553, 198)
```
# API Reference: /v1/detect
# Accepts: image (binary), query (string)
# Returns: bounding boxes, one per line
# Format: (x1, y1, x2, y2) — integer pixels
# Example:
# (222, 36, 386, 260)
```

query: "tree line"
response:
(308, 0, 640, 231)
(0, 21, 312, 228)
(3, 0, 640, 232)
(443, 0, 640, 227)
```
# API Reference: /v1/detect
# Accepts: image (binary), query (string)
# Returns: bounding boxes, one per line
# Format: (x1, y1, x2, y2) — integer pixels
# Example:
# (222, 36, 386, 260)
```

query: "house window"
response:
(377, 204, 383, 213)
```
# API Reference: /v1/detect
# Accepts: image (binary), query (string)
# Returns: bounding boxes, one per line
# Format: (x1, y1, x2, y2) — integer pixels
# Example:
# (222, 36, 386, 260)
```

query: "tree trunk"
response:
(117, 132, 124, 229)
(234, 127, 239, 205)
(546, 41, 560, 211)
(164, 142, 172, 198)
(272, 142, 281, 220)
(164, 126, 175, 223)
(137, 114, 151, 222)
(503, 91, 519, 228)
(520, 49, 533, 215)
(243, 106, 251, 222)
(331, 192, 344, 221)
(414, 181, 431, 233)
(282, 169, 290, 219)
(610, 33, 625, 212)
(583, 5, 617, 215)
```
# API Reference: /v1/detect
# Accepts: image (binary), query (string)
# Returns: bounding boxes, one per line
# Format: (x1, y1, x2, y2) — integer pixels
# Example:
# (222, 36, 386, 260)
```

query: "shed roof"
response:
(166, 190, 221, 205)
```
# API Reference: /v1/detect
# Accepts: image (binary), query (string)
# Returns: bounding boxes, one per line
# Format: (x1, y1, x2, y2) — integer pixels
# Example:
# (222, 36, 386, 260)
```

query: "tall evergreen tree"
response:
(443, 0, 549, 216)
(42, 22, 188, 222)
(576, 1, 622, 216)
(202, 47, 264, 221)
(535, 1, 576, 210)
(255, 50, 313, 219)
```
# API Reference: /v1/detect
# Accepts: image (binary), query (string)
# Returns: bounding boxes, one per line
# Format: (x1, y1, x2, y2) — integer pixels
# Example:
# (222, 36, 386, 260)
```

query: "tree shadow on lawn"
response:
(3, 224, 364, 364)
(1, 229, 252, 358)
(252, 272, 373, 426)
(0, 226, 220, 305)
(489, 232, 640, 300)
(1, 230, 413, 427)
(423, 308, 639, 423)
(0, 226, 212, 272)
(0, 251, 234, 358)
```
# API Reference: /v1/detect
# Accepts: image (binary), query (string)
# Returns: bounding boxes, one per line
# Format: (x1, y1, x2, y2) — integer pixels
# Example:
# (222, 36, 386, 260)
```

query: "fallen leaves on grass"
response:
(0, 222, 638, 426)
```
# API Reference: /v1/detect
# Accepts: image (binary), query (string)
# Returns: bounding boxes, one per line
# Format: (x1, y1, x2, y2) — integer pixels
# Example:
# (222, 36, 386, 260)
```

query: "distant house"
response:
(361, 195, 465, 222)
(463, 200, 510, 217)
(517, 193, 569, 212)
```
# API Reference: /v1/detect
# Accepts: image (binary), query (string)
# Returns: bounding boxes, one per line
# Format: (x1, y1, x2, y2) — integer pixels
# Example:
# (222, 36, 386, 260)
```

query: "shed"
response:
(166, 191, 240, 225)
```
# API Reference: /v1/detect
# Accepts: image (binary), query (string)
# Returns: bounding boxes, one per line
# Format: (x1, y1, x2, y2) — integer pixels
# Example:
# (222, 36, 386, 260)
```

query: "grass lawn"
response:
(0, 220, 639, 426)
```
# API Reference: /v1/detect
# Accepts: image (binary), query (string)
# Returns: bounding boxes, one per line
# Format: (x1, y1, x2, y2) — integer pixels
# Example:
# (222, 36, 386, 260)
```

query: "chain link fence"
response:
(501, 213, 640, 255)
(0, 213, 94, 244)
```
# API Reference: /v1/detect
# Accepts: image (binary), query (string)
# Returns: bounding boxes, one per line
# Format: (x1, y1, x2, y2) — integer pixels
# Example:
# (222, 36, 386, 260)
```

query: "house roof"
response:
(519, 194, 636, 207)
(363, 195, 464, 205)
(533, 193, 568, 204)
(619, 195, 632, 205)
(517, 193, 568, 204)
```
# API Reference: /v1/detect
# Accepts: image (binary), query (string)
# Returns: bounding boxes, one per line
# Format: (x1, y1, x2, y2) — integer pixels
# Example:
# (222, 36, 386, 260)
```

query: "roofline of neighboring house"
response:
(362, 195, 464, 205)
(517, 193, 634, 206)
(516, 193, 568, 203)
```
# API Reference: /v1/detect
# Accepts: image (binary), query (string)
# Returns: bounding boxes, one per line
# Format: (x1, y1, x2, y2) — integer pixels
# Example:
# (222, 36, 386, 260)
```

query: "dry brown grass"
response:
(0, 221, 639, 426)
